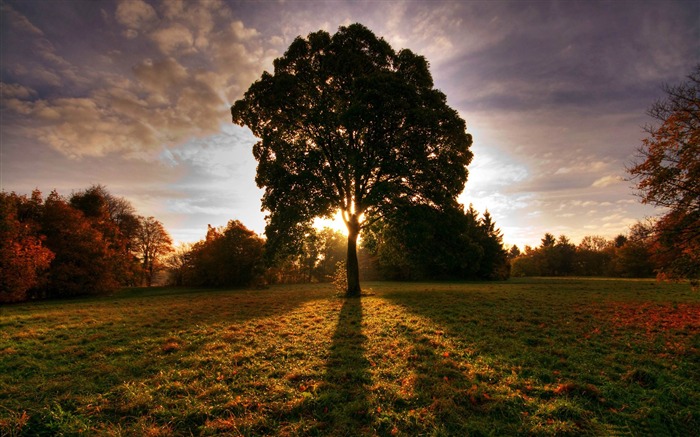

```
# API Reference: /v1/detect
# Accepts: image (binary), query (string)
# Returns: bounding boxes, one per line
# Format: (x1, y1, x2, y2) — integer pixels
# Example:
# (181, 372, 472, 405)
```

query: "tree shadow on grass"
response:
(381, 286, 700, 436)
(298, 297, 373, 435)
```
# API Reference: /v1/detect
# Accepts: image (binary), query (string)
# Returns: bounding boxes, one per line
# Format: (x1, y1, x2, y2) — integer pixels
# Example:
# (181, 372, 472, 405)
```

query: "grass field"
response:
(1, 278, 698, 436)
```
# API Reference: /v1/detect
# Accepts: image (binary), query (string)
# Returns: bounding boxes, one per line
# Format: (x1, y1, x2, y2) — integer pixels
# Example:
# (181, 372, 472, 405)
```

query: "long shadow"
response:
(381, 284, 700, 436)
(306, 297, 373, 434)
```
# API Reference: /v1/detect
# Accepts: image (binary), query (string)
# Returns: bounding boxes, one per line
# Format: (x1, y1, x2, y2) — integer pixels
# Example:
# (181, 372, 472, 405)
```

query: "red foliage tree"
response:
(629, 65, 699, 286)
(188, 221, 265, 287)
(0, 192, 54, 303)
(41, 191, 121, 297)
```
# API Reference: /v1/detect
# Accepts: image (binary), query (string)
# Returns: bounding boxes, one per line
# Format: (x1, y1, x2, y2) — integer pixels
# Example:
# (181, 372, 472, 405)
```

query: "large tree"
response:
(629, 65, 699, 286)
(231, 24, 473, 296)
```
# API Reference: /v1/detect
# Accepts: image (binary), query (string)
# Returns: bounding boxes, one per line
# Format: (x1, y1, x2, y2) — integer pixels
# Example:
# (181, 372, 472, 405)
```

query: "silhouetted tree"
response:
(231, 23, 472, 296)
(551, 235, 576, 276)
(165, 243, 193, 286)
(135, 216, 173, 286)
(576, 235, 613, 276)
(613, 222, 656, 278)
(629, 65, 699, 285)
(188, 221, 265, 287)
(363, 204, 508, 280)
(507, 245, 521, 259)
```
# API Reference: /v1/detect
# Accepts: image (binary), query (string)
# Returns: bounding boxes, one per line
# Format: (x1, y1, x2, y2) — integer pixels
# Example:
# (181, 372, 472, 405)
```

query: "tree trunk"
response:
(346, 216, 361, 297)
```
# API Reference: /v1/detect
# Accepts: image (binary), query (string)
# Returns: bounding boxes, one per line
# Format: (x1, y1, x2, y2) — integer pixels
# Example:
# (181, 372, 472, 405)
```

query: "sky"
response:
(1, 0, 698, 249)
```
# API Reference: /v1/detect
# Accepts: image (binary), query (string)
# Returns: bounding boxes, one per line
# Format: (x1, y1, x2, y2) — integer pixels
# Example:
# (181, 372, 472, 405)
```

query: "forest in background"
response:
(1, 182, 674, 305)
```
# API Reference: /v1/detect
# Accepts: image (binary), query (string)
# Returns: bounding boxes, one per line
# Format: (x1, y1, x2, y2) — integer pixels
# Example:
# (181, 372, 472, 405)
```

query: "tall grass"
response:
(1, 278, 698, 435)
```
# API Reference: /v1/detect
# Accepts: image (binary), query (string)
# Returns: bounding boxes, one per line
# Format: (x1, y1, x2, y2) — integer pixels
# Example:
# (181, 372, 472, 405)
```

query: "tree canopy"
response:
(231, 23, 472, 296)
(363, 204, 509, 281)
(629, 65, 699, 286)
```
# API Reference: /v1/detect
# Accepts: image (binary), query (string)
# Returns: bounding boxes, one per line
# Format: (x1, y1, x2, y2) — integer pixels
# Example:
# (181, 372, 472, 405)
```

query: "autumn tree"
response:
(0, 191, 54, 303)
(134, 216, 173, 286)
(188, 221, 265, 287)
(41, 191, 120, 297)
(629, 65, 699, 285)
(232, 23, 472, 296)
(165, 243, 193, 286)
(70, 185, 140, 285)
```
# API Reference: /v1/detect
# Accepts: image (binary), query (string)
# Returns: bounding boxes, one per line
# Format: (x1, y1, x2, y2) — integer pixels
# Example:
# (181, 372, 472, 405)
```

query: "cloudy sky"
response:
(1, 0, 698, 248)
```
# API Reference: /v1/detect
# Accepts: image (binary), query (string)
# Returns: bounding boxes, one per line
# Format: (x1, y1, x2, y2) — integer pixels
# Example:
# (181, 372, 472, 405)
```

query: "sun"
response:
(313, 210, 348, 236)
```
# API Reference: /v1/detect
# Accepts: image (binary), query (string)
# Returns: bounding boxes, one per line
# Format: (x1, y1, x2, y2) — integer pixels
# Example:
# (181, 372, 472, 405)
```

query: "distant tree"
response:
(363, 204, 508, 280)
(231, 23, 473, 296)
(576, 235, 613, 276)
(475, 210, 510, 279)
(188, 221, 265, 287)
(70, 185, 141, 285)
(534, 233, 557, 275)
(507, 245, 521, 259)
(551, 235, 576, 276)
(135, 216, 173, 286)
(541, 233, 556, 248)
(613, 234, 628, 248)
(614, 221, 656, 278)
(629, 65, 699, 285)
(315, 228, 347, 281)
(41, 191, 120, 297)
(165, 243, 193, 286)
(0, 192, 54, 303)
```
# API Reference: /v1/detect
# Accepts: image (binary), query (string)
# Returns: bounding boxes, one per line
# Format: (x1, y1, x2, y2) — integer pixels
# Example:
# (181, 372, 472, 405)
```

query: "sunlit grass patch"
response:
(0, 278, 698, 435)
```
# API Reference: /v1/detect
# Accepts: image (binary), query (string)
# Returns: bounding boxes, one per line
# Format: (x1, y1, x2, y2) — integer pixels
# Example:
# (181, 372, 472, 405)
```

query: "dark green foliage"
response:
(511, 225, 657, 278)
(267, 227, 348, 284)
(363, 204, 509, 280)
(186, 220, 265, 287)
(232, 23, 472, 295)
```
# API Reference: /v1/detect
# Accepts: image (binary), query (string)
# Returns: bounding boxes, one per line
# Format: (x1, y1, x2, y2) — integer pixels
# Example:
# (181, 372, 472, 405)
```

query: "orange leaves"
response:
(609, 302, 700, 335)
(551, 381, 603, 403)
(466, 383, 492, 406)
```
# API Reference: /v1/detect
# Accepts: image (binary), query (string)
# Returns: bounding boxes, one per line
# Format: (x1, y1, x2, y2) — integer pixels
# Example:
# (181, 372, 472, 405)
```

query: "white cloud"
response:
(1, 1, 272, 159)
(151, 24, 195, 55)
(592, 175, 622, 188)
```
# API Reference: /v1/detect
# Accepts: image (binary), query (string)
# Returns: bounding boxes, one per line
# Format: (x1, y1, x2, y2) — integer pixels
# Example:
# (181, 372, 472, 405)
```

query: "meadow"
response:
(1, 278, 698, 436)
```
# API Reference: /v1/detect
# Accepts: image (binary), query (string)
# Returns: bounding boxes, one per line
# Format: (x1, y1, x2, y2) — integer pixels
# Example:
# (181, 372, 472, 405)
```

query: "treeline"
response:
(3, 187, 511, 303)
(364, 204, 510, 280)
(168, 202, 510, 288)
(510, 222, 656, 278)
(1, 186, 172, 303)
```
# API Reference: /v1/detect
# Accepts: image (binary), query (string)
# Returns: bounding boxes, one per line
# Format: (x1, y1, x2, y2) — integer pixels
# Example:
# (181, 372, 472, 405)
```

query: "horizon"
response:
(2, 0, 698, 249)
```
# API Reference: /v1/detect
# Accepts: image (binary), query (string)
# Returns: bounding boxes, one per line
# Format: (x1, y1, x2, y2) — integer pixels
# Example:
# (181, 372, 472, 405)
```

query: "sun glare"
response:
(313, 210, 349, 236)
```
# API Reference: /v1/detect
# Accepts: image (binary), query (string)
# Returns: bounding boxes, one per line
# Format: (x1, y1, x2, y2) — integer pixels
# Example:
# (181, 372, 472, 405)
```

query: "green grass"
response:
(1, 278, 698, 436)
